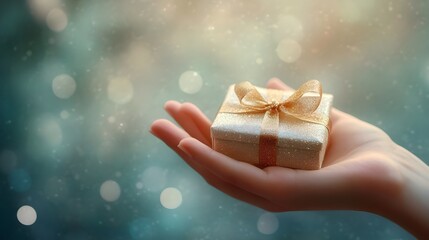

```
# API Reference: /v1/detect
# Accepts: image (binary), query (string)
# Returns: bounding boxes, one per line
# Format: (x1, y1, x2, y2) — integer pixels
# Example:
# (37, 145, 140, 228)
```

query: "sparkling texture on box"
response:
(210, 82, 333, 170)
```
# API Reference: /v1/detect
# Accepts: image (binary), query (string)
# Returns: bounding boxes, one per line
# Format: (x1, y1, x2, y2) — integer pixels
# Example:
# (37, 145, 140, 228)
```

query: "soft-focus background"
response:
(1, 0, 429, 239)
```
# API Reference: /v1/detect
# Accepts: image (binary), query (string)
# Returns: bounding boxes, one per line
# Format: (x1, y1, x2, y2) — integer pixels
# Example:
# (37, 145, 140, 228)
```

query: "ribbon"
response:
(220, 80, 329, 168)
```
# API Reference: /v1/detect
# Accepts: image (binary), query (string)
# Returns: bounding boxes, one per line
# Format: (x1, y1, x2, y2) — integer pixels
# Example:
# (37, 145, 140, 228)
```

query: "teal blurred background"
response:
(1, 0, 428, 239)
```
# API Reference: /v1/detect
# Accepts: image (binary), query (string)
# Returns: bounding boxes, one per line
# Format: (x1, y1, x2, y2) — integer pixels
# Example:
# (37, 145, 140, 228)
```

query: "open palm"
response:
(150, 78, 403, 214)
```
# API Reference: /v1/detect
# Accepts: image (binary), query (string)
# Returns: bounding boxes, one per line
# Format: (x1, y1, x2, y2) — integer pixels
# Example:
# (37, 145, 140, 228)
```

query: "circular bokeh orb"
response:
(178, 71, 203, 94)
(60, 110, 70, 119)
(52, 74, 76, 99)
(36, 116, 63, 146)
(100, 180, 121, 202)
(257, 212, 279, 235)
(17, 205, 37, 226)
(160, 187, 182, 209)
(276, 39, 302, 63)
(107, 78, 134, 104)
(46, 8, 68, 32)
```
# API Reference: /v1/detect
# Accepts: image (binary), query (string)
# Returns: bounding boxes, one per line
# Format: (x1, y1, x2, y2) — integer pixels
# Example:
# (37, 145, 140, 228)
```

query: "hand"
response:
(150, 78, 429, 238)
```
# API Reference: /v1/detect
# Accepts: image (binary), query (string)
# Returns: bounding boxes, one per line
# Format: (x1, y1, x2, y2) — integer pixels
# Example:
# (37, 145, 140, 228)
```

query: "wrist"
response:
(376, 144, 429, 238)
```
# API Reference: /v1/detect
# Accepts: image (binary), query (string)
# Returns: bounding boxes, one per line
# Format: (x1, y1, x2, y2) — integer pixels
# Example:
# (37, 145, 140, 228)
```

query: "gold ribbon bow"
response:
(220, 80, 329, 168)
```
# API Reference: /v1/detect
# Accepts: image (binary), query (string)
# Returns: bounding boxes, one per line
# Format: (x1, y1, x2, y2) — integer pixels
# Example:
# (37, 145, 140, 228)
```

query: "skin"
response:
(150, 78, 429, 238)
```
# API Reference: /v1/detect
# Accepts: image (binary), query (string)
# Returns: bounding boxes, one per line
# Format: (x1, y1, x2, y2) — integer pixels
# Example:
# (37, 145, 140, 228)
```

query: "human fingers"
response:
(150, 119, 192, 160)
(178, 137, 372, 211)
(151, 119, 217, 178)
(150, 120, 282, 211)
(266, 78, 294, 91)
(178, 137, 274, 198)
(164, 101, 211, 146)
(178, 102, 212, 145)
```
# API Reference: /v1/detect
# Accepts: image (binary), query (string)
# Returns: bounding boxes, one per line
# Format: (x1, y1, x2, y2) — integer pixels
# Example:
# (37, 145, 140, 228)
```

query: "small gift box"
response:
(210, 80, 333, 170)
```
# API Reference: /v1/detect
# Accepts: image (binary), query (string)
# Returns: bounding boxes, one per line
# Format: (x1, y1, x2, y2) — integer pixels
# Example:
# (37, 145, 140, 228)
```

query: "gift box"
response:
(210, 80, 333, 170)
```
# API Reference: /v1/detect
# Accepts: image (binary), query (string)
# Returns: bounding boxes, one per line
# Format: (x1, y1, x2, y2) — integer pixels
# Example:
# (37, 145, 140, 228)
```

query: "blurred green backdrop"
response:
(1, 0, 429, 239)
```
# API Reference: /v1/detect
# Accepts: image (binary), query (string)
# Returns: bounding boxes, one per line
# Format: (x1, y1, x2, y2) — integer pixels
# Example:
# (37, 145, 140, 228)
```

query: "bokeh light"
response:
(27, 0, 61, 20)
(160, 187, 182, 209)
(60, 110, 70, 119)
(17, 205, 37, 226)
(35, 115, 63, 146)
(2, 0, 427, 239)
(46, 8, 68, 32)
(52, 74, 76, 99)
(257, 212, 279, 235)
(107, 78, 134, 104)
(276, 39, 302, 63)
(178, 71, 203, 94)
(100, 180, 121, 202)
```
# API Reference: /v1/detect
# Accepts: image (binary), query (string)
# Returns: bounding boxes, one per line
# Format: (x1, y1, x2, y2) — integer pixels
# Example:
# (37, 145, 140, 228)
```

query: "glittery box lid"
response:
(211, 84, 333, 151)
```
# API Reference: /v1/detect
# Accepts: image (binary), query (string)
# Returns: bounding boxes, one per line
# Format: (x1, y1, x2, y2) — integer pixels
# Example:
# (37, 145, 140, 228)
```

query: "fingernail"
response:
(178, 141, 191, 158)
